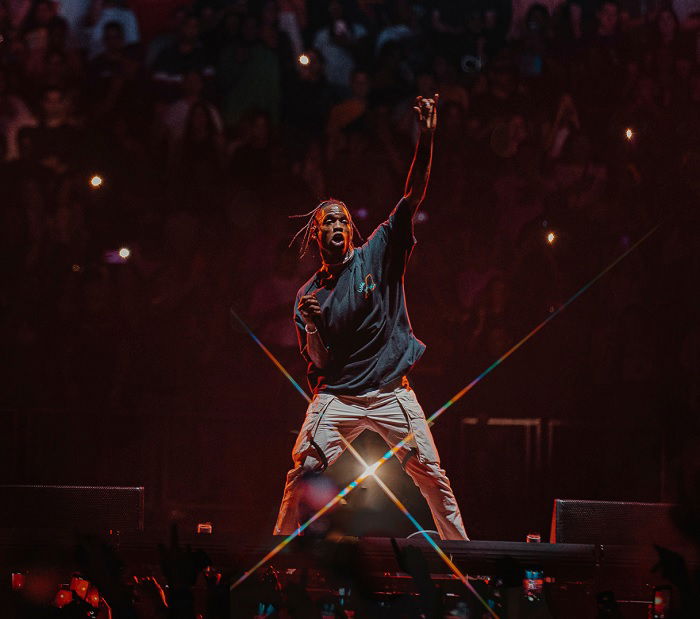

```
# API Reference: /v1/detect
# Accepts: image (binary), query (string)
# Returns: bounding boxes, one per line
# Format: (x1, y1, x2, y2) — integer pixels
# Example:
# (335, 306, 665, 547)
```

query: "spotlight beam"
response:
(231, 224, 657, 594)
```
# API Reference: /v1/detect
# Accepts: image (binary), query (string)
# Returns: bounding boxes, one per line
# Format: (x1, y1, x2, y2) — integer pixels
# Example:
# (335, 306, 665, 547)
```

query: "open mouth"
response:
(330, 233, 345, 246)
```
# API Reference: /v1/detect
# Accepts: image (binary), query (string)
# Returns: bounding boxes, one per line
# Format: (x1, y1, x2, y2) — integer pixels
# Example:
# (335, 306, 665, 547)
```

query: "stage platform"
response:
(3, 528, 694, 592)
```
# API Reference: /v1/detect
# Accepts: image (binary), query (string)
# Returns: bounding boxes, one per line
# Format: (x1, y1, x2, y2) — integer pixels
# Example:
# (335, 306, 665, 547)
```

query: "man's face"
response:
(181, 17, 199, 43)
(36, 1, 54, 25)
(315, 204, 352, 259)
(42, 90, 66, 120)
(597, 2, 618, 35)
(103, 25, 125, 53)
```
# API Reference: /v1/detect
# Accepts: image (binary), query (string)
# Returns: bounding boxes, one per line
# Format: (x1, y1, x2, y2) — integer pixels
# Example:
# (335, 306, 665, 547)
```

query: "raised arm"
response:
(403, 94, 438, 216)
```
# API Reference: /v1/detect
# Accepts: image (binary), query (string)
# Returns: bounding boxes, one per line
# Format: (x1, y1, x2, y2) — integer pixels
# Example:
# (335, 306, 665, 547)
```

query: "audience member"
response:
(86, 0, 140, 57)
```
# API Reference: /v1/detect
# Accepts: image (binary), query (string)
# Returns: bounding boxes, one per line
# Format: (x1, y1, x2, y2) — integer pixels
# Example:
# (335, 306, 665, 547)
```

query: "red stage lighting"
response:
(54, 586, 72, 608)
(86, 586, 101, 608)
(70, 575, 89, 600)
(11, 572, 25, 590)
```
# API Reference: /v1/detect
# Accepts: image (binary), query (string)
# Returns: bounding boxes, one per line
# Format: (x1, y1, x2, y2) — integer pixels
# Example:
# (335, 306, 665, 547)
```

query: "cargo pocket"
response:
(394, 388, 440, 464)
(292, 393, 335, 466)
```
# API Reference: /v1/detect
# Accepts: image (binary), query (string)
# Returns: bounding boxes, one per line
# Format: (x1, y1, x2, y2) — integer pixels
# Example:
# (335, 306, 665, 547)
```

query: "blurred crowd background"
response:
(1, 0, 699, 540)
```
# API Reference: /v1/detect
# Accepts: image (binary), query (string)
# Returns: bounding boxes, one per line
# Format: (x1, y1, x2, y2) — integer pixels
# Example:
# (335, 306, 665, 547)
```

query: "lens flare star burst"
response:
(230, 225, 657, 608)
(339, 435, 498, 618)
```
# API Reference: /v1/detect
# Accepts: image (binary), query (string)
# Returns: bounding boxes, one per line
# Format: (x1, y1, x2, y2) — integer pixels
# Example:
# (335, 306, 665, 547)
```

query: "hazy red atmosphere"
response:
(1, 0, 699, 617)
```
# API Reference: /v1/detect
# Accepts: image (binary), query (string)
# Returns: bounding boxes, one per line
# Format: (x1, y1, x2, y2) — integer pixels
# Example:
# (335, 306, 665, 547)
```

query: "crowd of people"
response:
(6, 523, 700, 617)
(1, 0, 698, 413)
(5, 525, 700, 618)
(1, 0, 697, 418)
(2, 0, 700, 616)
(2, 0, 700, 596)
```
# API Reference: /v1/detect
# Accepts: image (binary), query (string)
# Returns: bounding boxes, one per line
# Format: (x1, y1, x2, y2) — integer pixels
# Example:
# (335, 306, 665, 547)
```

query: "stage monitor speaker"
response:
(550, 499, 684, 547)
(0, 485, 144, 532)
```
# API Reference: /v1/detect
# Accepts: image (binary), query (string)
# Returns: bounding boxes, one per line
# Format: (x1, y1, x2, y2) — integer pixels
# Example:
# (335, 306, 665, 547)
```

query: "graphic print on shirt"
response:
(357, 273, 377, 299)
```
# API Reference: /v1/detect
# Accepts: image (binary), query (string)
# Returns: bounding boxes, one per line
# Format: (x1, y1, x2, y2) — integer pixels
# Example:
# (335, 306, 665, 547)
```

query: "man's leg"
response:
(274, 394, 365, 535)
(402, 456, 468, 541)
(367, 387, 469, 541)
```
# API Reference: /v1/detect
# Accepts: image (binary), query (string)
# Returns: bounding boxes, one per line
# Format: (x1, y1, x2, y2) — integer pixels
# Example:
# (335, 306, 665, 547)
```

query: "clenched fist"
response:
(298, 293, 322, 326)
(414, 94, 439, 134)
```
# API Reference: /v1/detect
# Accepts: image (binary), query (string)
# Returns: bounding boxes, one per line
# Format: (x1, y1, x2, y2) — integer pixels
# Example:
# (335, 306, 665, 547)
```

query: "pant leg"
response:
(273, 393, 365, 535)
(368, 388, 469, 541)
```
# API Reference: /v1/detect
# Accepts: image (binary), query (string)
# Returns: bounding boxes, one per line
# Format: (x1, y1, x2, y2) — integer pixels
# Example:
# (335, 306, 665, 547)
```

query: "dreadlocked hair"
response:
(288, 199, 364, 259)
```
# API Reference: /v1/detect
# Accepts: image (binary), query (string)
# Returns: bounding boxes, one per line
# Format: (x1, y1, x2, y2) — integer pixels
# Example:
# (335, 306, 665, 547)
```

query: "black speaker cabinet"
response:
(550, 498, 684, 547)
(0, 485, 144, 532)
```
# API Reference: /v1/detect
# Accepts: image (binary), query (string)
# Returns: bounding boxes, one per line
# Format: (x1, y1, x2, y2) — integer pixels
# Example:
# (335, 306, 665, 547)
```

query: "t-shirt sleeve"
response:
(361, 196, 416, 272)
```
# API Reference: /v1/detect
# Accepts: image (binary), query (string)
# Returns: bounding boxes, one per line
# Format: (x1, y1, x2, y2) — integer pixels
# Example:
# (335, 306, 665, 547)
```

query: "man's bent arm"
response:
(306, 328, 330, 369)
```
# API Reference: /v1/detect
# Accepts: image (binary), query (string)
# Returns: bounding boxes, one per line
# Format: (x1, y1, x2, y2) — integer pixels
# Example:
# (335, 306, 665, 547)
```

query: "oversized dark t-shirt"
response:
(294, 197, 426, 395)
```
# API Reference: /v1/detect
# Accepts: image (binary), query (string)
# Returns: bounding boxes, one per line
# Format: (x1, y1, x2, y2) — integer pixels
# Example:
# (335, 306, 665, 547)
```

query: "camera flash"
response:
(118, 247, 130, 259)
(90, 175, 103, 188)
(547, 232, 556, 244)
(625, 128, 633, 140)
(298, 54, 310, 66)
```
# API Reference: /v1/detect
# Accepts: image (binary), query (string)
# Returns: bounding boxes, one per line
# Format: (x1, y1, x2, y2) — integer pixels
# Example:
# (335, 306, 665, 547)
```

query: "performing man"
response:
(275, 94, 468, 540)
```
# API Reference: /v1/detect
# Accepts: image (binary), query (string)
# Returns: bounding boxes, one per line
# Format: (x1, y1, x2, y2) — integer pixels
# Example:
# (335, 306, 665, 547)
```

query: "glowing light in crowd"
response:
(118, 247, 130, 259)
(625, 128, 634, 140)
(54, 588, 72, 608)
(11, 573, 25, 590)
(232, 225, 658, 599)
(90, 175, 103, 188)
(547, 231, 556, 244)
(86, 586, 101, 608)
(70, 576, 90, 601)
(298, 54, 310, 66)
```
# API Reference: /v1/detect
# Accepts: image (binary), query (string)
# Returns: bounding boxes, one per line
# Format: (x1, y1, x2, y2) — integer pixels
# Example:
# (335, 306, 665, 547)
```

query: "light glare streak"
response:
(229, 307, 311, 403)
(231, 225, 656, 600)
(340, 436, 498, 618)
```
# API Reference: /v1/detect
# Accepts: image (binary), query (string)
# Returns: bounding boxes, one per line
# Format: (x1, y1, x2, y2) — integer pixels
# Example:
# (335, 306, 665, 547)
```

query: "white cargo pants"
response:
(274, 378, 468, 540)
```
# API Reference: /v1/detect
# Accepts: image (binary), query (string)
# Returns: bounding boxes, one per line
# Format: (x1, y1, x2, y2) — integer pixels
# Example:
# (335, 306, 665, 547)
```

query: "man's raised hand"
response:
(414, 94, 439, 134)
